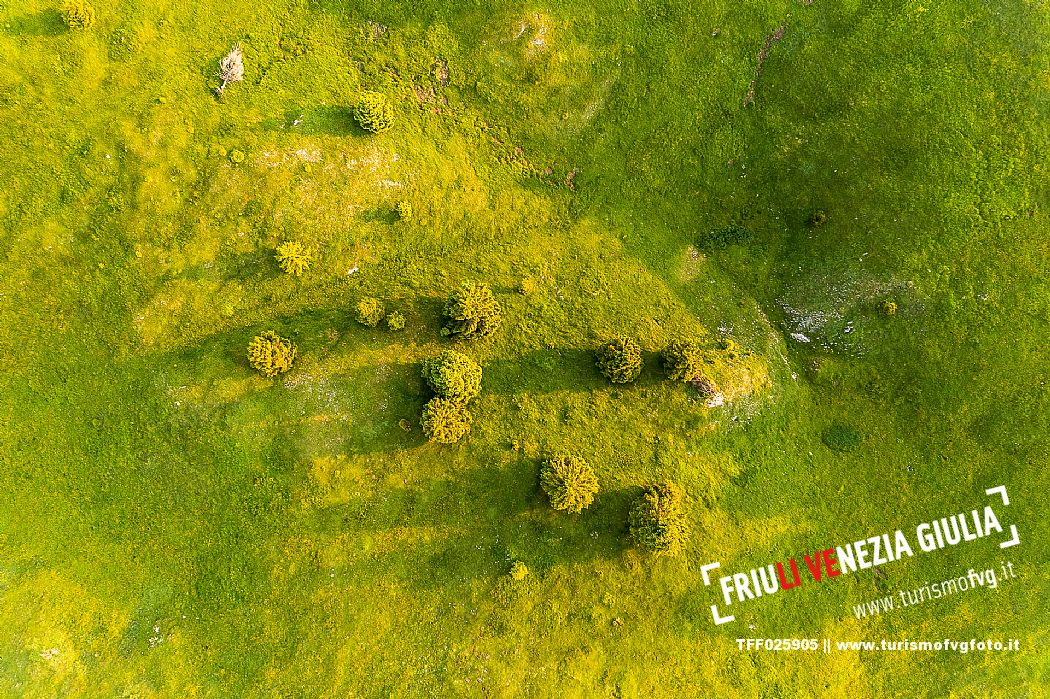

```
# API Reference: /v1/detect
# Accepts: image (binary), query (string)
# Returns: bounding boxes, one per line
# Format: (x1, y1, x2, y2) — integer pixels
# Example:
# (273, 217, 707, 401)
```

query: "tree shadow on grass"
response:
(307, 457, 636, 592)
(6, 10, 66, 36)
(261, 106, 363, 137)
(484, 347, 666, 394)
(484, 348, 605, 394)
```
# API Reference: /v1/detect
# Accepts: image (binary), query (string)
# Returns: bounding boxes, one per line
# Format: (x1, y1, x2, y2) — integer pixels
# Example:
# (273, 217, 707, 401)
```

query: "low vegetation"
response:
(420, 396, 472, 443)
(275, 241, 314, 276)
(539, 454, 599, 514)
(596, 336, 643, 383)
(628, 481, 689, 556)
(354, 297, 385, 327)
(441, 281, 503, 341)
(421, 350, 482, 403)
(247, 331, 297, 377)
(353, 91, 395, 133)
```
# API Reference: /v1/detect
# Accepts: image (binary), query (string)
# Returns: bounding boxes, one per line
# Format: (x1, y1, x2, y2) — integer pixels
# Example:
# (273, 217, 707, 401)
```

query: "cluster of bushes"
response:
(594, 335, 740, 398)
(420, 350, 482, 443)
(355, 297, 405, 332)
(416, 282, 503, 443)
(536, 452, 690, 556)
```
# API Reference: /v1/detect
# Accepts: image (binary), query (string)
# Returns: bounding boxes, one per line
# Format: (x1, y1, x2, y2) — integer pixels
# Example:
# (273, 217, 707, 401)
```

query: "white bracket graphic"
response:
(700, 562, 721, 586)
(985, 485, 1019, 548)
(710, 604, 735, 625)
(700, 562, 736, 625)
(985, 485, 1009, 506)
(1000, 525, 1020, 549)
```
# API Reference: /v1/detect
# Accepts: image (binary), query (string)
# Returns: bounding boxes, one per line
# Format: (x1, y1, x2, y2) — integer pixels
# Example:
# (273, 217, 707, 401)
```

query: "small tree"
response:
(628, 481, 689, 556)
(596, 336, 642, 383)
(422, 350, 482, 403)
(61, 0, 95, 29)
(247, 331, 297, 377)
(386, 311, 405, 331)
(441, 281, 502, 341)
(215, 46, 244, 96)
(421, 397, 472, 443)
(275, 241, 313, 276)
(355, 297, 385, 327)
(509, 561, 529, 580)
(540, 455, 599, 514)
(395, 200, 413, 221)
(661, 339, 708, 383)
(354, 92, 394, 133)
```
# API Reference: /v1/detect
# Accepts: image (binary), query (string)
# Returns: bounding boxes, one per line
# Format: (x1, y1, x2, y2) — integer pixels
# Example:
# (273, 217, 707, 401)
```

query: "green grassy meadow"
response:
(1, 0, 1048, 695)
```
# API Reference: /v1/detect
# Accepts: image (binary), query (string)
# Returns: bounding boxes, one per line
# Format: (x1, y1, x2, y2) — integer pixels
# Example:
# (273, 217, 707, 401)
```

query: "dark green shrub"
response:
(441, 281, 502, 341)
(354, 92, 394, 133)
(421, 397, 472, 443)
(596, 336, 642, 384)
(629, 481, 689, 556)
(422, 350, 482, 403)
(355, 297, 385, 327)
(386, 311, 405, 331)
(823, 423, 863, 452)
(661, 339, 709, 383)
(540, 455, 599, 513)
(61, 0, 95, 28)
(247, 331, 297, 377)
(807, 210, 828, 227)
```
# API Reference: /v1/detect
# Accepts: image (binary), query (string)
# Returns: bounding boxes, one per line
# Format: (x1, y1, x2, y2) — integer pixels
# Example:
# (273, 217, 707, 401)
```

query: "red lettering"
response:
(823, 548, 841, 577)
(803, 552, 823, 582)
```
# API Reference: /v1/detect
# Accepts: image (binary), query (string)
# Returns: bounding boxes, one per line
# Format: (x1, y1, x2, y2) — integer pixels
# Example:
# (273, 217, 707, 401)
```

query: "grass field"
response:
(0, 0, 1048, 696)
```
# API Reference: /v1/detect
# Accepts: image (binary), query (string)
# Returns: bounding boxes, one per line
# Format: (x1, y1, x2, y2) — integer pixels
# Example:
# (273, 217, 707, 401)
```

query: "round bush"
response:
(596, 336, 642, 384)
(441, 281, 502, 341)
(275, 241, 313, 276)
(881, 300, 898, 316)
(61, 0, 95, 29)
(355, 297, 385, 327)
(540, 455, 599, 514)
(509, 561, 529, 580)
(661, 339, 708, 383)
(422, 350, 482, 403)
(421, 397, 472, 443)
(385, 311, 405, 331)
(247, 331, 297, 377)
(628, 481, 689, 556)
(354, 92, 394, 133)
